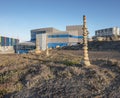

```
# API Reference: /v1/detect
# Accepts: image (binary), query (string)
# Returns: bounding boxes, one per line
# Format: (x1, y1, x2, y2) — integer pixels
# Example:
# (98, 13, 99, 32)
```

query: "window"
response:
(105, 29, 107, 32)
(37, 31, 46, 34)
(109, 28, 112, 32)
(48, 34, 83, 39)
(48, 34, 69, 38)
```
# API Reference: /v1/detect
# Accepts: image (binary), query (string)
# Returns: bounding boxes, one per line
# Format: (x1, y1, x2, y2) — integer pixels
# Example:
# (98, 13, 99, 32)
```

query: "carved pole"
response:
(82, 15, 91, 66)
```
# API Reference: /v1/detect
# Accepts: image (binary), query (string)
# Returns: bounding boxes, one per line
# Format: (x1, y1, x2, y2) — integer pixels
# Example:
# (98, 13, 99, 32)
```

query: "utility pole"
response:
(82, 15, 91, 66)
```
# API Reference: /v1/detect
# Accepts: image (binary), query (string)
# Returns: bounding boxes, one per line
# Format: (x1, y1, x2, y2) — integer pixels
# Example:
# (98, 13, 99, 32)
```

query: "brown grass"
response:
(0, 49, 120, 97)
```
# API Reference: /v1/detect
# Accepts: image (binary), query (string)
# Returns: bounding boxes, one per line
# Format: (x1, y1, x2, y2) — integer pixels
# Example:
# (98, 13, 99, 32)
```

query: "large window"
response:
(31, 31, 46, 41)
(48, 34, 69, 38)
(36, 31, 46, 34)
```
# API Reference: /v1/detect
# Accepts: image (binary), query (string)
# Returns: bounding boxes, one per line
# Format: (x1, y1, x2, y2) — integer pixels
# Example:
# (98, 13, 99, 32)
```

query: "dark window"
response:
(105, 29, 107, 32)
(109, 28, 112, 31)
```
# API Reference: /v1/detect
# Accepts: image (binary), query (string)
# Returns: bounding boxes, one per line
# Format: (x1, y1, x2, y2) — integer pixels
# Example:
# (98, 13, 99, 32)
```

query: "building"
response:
(95, 27, 120, 37)
(0, 36, 19, 46)
(93, 27, 120, 41)
(31, 25, 83, 50)
(15, 41, 35, 54)
(0, 35, 19, 53)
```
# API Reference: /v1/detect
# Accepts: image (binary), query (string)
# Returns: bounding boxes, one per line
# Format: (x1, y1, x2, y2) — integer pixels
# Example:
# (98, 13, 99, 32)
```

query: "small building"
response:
(0, 35, 19, 53)
(95, 27, 120, 37)
(94, 27, 120, 41)
(15, 41, 35, 54)
(0, 36, 19, 46)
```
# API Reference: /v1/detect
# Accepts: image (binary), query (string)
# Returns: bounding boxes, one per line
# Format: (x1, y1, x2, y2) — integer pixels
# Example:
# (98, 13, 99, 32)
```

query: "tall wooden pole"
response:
(82, 15, 91, 66)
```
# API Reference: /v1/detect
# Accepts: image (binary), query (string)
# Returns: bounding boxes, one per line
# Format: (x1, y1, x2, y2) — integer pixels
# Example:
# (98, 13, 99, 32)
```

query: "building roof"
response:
(31, 27, 60, 33)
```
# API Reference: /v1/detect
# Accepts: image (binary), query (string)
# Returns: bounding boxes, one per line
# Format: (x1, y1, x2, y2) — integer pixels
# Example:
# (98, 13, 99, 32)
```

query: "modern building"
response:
(0, 35, 19, 53)
(93, 27, 120, 41)
(0, 36, 19, 46)
(31, 25, 83, 50)
(95, 27, 120, 37)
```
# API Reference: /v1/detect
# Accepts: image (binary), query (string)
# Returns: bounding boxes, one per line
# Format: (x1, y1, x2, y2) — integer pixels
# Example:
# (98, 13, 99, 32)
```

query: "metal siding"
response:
(0, 36, 19, 46)
(1, 37, 5, 46)
(0, 36, 1, 46)
(11, 38, 13, 46)
(9, 38, 12, 46)
(4, 37, 6, 46)
(13, 38, 15, 45)
(11, 38, 14, 46)
(6, 37, 9, 46)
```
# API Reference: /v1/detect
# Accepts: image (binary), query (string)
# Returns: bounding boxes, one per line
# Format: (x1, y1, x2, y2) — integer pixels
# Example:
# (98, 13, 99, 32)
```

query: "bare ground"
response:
(0, 49, 120, 98)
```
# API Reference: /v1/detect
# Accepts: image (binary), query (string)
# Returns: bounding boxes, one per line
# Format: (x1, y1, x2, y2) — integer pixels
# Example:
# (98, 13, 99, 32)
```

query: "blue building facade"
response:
(47, 34, 83, 48)
(0, 36, 19, 46)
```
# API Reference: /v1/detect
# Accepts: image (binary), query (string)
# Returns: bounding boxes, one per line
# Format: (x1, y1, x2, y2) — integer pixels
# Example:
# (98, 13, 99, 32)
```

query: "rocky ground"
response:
(0, 49, 120, 98)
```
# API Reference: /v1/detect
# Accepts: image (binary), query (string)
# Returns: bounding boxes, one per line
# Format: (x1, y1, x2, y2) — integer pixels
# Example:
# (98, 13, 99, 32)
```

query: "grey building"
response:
(15, 41, 35, 54)
(31, 25, 83, 50)
(95, 27, 120, 37)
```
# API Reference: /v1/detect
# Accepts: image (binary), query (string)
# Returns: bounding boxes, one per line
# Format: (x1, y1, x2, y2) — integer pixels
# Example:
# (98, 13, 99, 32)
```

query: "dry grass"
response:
(0, 49, 120, 97)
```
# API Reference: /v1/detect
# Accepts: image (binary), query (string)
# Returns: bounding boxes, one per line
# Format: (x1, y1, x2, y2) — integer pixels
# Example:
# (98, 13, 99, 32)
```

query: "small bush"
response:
(63, 60, 78, 66)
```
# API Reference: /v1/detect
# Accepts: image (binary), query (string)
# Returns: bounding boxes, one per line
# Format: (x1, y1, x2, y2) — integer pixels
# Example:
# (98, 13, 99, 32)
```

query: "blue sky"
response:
(0, 0, 120, 42)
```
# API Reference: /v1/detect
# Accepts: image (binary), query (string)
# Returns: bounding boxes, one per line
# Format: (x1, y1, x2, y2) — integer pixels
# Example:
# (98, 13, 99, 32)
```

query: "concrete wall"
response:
(36, 33, 47, 50)
(47, 31, 69, 43)
(66, 25, 83, 43)
(0, 46, 14, 54)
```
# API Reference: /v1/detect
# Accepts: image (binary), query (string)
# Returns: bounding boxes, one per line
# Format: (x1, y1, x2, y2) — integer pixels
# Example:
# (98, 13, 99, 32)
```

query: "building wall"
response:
(66, 25, 83, 43)
(0, 46, 14, 54)
(36, 33, 47, 50)
(47, 31, 69, 43)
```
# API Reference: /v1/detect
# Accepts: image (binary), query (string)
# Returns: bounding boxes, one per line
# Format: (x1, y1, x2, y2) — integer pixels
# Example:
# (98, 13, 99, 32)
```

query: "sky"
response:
(0, 0, 120, 42)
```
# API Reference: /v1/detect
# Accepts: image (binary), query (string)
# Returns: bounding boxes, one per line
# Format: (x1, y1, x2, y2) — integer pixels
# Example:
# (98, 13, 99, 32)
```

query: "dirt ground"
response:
(0, 49, 120, 98)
